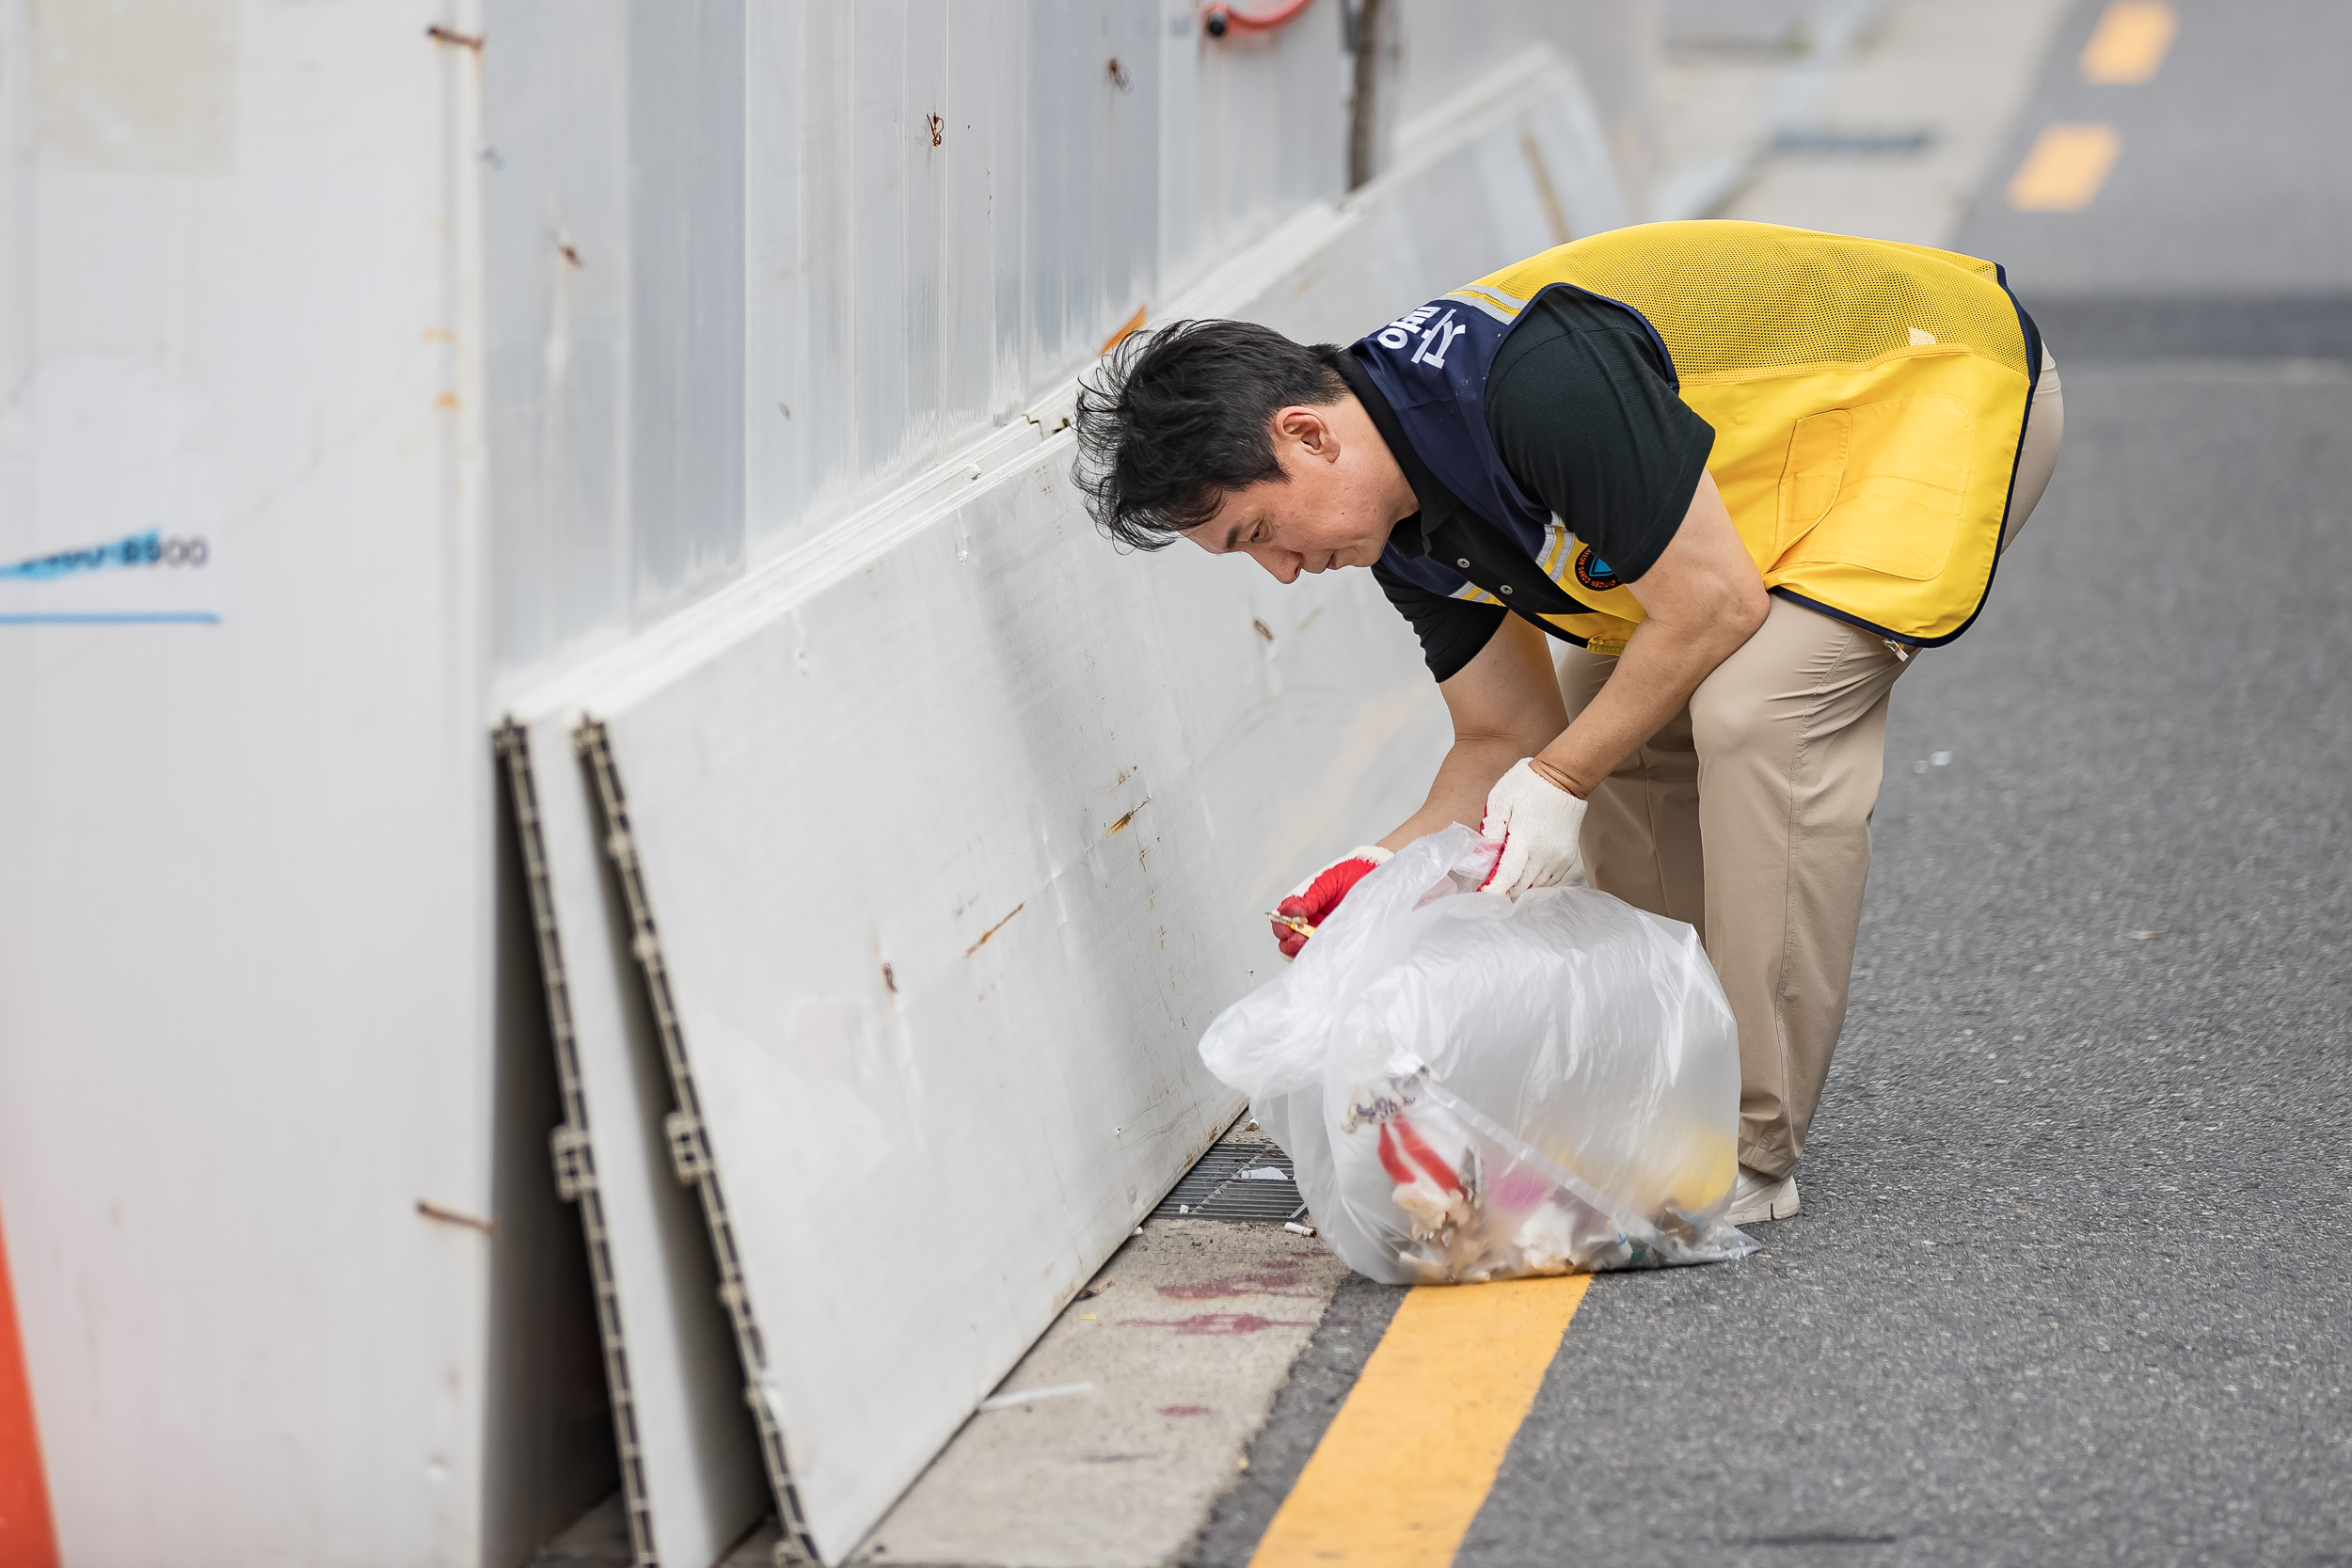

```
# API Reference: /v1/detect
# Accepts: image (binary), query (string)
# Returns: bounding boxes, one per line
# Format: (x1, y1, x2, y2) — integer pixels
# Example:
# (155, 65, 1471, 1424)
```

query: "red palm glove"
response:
(1269, 845, 1392, 958)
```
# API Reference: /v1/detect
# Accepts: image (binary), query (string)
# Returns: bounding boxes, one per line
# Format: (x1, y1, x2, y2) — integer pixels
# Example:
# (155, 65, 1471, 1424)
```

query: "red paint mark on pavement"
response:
(1120, 1312, 1314, 1336)
(1160, 1404, 1213, 1417)
(1155, 1265, 1320, 1302)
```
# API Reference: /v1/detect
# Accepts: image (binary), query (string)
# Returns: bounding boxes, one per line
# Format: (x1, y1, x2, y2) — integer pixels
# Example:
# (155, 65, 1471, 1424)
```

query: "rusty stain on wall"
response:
(962, 902, 1025, 958)
(416, 1199, 496, 1235)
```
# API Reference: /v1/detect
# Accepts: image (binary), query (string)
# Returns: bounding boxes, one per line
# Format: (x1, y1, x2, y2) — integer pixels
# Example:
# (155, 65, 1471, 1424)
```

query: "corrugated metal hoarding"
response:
(485, 0, 1365, 684)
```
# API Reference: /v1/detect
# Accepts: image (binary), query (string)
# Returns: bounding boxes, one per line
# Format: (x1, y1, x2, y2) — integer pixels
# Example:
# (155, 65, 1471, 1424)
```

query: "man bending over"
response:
(1073, 220, 2063, 1227)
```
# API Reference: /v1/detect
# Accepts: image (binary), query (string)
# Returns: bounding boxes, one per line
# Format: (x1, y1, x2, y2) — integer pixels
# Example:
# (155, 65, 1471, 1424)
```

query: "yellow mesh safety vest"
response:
(1447, 221, 2041, 651)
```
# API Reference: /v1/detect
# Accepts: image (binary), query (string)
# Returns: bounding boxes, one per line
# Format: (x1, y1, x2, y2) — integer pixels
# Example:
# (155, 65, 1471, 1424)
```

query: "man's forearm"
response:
(1534, 615, 1753, 798)
(1521, 467, 1770, 798)
(1376, 736, 1527, 851)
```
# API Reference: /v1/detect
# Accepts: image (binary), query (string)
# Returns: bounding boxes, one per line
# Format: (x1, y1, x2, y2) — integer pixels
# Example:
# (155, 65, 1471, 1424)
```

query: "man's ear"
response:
(1276, 404, 1340, 464)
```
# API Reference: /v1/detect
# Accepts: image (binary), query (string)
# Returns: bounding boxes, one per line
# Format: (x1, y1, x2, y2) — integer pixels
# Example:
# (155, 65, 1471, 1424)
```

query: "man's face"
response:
(1181, 399, 1410, 583)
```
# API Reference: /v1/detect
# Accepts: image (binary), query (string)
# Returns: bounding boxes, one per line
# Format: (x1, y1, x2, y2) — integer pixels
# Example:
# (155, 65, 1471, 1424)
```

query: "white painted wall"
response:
(0, 2, 506, 1564)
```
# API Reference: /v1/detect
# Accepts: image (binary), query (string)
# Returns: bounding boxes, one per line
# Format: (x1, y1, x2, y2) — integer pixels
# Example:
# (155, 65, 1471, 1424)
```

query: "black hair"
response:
(1073, 318, 1352, 550)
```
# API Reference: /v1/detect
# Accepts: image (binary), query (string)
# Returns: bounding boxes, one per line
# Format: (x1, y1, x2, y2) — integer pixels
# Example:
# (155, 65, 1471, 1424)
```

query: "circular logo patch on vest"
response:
(1572, 546, 1621, 593)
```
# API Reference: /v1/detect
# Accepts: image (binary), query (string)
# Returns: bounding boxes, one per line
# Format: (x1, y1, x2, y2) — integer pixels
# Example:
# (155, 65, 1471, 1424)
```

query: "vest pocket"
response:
(1773, 395, 1974, 581)
(1775, 409, 1851, 558)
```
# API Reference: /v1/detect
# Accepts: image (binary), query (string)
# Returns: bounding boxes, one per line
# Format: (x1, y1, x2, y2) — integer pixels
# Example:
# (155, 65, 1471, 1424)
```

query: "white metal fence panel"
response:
(484, 0, 751, 685)
(743, 0, 1355, 572)
(498, 721, 771, 1568)
(0, 5, 516, 1563)
(489, 0, 1356, 686)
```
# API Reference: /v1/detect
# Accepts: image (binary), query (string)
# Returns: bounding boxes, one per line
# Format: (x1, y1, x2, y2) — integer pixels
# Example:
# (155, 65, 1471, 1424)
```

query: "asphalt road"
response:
(1204, 3, 2352, 1563)
(1448, 359, 2352, 1568)
(1960, 0, 2352, 323)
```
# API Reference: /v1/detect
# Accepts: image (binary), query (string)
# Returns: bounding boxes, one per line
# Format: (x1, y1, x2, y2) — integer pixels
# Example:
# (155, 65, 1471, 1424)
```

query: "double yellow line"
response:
(1248, 1275, 1593, 1567)
(2009, 1, 2179, 212)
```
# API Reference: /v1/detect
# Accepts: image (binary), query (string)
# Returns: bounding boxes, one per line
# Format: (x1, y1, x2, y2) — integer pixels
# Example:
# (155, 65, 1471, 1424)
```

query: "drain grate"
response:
(1152, 1141, 1307, 1224)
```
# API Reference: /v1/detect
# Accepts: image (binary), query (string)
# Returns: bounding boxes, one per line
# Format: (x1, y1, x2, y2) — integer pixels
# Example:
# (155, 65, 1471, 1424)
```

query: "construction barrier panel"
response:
(505, 45, 1629, 1565)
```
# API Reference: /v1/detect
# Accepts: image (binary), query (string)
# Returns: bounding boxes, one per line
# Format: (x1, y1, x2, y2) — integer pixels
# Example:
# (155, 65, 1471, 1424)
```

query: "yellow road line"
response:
(1248, 1275, 1592, 1568)
(2008, 123, 2122, 212)
(2080, 1, 2177, 85)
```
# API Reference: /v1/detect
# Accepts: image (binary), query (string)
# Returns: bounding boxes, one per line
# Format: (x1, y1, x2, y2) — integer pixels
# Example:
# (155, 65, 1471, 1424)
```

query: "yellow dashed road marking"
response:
(2008, 123, 2122, 212)
(1248, 1275, 1591, 1568)
(2080, 1, 2178, 84)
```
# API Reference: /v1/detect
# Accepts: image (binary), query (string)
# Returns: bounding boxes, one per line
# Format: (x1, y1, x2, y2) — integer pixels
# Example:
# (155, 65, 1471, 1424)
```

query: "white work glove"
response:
(1478, 758, 1587, 898)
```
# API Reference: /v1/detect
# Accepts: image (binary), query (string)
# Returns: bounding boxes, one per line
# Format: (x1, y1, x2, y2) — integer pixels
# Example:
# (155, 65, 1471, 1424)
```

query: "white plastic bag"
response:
(1202, 825, 1754, 1284)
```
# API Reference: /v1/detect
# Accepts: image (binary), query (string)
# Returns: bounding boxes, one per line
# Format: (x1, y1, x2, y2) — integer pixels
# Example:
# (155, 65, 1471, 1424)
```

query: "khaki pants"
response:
(1556, 353, 2064, 1179)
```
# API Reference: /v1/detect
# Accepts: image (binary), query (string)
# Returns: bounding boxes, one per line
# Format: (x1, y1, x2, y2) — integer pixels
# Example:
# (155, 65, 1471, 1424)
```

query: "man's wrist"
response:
(1527, 754, 1589, 800)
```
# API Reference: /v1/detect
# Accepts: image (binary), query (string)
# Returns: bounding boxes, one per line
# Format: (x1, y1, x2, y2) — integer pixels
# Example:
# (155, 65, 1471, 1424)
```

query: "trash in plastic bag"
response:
(1201, 825, 1755, 1284)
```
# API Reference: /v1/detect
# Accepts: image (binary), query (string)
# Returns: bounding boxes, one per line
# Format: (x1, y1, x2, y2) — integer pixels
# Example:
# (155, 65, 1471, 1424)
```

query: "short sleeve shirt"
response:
(1363, 290, 1717, 680)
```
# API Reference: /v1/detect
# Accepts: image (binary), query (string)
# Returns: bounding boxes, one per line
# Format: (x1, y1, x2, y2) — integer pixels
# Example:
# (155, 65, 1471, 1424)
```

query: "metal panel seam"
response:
(575, 719, 822, 1568)
(492, 721, 660, 1568)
